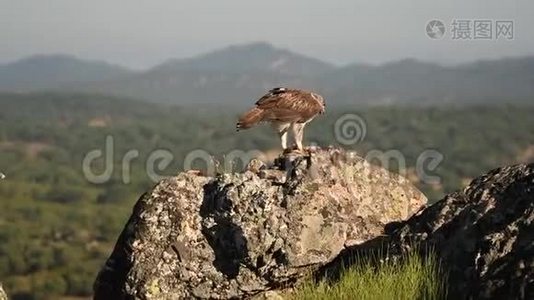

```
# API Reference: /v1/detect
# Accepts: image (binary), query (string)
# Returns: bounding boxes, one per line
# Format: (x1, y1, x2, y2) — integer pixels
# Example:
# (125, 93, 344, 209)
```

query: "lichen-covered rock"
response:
(0, 283, 8, 300)
(94, 148, 426, 299)
(387, 163, 534, 299)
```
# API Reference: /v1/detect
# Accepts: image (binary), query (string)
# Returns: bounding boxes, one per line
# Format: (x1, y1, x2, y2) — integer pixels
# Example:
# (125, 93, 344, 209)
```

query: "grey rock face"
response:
(94, 148, 426, 299)
(387, 163, 534, 299)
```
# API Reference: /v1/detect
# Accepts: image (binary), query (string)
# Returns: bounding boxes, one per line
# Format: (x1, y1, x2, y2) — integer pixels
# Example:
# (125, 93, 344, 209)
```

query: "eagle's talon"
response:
(282, 147, 306, 156)
(282, 148, 293, 154)
(289, 148, 307, 155)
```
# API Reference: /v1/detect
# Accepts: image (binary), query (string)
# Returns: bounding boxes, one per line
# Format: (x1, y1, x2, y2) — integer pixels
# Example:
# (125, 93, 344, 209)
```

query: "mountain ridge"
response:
(1, 43, 533, 105)
(0, 54, 132, 91)
(150, 42, 335, 76)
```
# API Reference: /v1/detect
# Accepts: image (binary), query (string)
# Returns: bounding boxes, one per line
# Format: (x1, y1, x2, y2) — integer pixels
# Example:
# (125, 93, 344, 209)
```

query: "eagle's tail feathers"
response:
(236, 108, 265, 131)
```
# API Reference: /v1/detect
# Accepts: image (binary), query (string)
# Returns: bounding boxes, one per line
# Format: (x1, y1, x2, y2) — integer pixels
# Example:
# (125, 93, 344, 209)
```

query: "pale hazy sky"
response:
(0, 0, 532, 69)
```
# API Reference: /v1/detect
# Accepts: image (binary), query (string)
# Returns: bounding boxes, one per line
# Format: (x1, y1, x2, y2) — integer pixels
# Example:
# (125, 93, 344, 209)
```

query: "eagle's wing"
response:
(255, 88, 323, 122)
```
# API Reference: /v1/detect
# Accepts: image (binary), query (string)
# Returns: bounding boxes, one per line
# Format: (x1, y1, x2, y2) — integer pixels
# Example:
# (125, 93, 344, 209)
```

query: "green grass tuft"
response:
(290, 249, 447, 300)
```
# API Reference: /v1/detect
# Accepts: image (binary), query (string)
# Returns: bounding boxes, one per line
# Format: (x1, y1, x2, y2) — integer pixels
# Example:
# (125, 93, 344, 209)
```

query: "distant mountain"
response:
(69, 42, 333, 104)
(0, 54, 132, 91)
(152, 42, 334, 76)
(1, 43, 533, 105)
(77, 47, 534, 105)
(318, 57, 534, 105)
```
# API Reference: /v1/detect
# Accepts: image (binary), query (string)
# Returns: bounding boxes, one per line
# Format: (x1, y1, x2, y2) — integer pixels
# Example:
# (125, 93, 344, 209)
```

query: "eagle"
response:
(236, 87, 325, 151)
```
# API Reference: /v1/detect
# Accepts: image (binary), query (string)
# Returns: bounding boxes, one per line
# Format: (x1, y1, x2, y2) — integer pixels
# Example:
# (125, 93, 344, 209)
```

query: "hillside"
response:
(151, 42, 334, 75)
(63, 49, 534, 105)
(318, 57, 534, 105)
(66, 42, 330, 104)
(0, 54, 132, 91)
(1, 43, 533, 105)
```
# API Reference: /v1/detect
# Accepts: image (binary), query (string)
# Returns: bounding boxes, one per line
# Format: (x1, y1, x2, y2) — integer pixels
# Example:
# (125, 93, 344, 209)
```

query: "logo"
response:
(334, 113, 367, 145)
(426, 20, 445, 39)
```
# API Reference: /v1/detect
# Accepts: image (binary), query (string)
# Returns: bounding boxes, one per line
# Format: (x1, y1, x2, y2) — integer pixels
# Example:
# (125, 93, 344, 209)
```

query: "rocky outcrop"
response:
(0, 283, 8, 300)
(386, 163, 534, 299)
(93, 148, 426, 299)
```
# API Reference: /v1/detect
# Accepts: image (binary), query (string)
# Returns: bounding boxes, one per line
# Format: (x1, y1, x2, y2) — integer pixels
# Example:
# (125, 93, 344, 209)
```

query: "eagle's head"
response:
(311, 92, 326, 114)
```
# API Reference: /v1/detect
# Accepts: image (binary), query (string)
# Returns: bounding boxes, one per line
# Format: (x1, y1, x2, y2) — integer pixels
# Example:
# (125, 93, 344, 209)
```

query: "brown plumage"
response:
(237, 87, 325, 151)
(236, 107, 265, 130)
